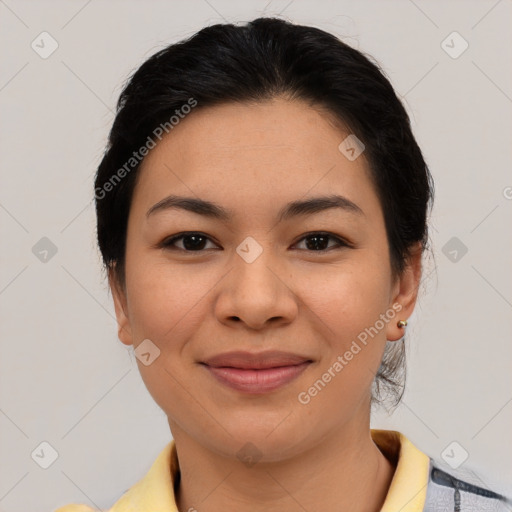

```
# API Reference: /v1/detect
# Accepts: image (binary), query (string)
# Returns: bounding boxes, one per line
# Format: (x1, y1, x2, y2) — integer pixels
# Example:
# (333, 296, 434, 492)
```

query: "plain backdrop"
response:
(0, 1, 511, 510)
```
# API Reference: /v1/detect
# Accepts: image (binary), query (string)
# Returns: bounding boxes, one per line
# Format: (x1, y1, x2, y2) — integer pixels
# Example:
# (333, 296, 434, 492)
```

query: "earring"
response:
(397, 320, 407, 328)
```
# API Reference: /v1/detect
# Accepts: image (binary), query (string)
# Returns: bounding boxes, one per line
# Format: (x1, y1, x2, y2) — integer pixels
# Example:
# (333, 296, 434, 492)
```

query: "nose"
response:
(214, 244, 298, 331)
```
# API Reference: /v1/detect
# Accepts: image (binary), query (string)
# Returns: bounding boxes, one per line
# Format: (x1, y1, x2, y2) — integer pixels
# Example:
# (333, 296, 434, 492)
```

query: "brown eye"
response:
(160, 231, 350, 253)
(293, 232, 349, 252)
(161, 233, 219, 251)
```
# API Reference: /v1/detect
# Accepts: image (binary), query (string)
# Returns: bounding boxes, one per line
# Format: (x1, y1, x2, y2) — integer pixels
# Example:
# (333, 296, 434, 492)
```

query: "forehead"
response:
(142, 99, 349, 171)
(131, 98, 381, 224)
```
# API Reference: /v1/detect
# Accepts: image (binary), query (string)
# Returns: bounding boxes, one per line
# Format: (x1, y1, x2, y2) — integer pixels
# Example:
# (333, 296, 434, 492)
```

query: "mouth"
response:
(200, 350, 313, 394)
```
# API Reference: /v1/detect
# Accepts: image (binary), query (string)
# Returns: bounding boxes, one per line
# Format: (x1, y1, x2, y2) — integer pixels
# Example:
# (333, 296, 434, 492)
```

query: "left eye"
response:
(160, 232, 349, 252)
(293, 232, 348, 251)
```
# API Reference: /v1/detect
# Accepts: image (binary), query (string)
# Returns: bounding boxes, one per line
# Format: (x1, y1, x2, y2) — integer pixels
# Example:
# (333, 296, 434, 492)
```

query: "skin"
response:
(110, 97, 423, 512)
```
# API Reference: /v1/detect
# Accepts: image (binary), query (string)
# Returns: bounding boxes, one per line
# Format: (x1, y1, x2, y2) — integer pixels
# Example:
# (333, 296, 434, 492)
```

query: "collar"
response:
(110, 429, 430, 511)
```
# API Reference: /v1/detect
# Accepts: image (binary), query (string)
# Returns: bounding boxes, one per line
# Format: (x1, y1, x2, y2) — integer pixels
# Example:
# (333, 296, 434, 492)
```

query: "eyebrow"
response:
(146, 194, 364, 222)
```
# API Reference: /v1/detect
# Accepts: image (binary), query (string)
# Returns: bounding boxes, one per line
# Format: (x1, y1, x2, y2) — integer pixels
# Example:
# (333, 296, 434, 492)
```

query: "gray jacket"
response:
(423, 459, 512, 511)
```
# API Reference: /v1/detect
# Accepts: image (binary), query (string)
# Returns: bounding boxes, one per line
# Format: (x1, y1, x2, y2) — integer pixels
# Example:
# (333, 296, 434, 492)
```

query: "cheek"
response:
(304, 259, 391, 341)
(298, 260, 392, 403)
(125, 255, 209, 345)
(123, 259, 205, 415)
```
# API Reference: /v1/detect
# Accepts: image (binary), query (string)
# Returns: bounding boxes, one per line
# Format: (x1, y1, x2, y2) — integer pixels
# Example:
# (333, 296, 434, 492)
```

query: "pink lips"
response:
(201, 350, 312, 394)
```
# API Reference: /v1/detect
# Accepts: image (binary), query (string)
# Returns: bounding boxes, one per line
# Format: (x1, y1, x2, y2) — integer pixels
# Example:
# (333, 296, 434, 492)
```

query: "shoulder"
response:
(424, 459, 512, 511)
(54, 505, 99, 512)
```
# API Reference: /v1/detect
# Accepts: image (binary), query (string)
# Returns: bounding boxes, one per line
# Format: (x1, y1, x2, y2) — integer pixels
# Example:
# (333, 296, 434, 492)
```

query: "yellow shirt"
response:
(55, 429, 430, 512)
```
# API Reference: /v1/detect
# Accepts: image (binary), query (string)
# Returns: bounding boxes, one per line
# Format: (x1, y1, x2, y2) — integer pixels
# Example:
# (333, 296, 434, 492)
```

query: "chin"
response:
(214, 423, 309, 461)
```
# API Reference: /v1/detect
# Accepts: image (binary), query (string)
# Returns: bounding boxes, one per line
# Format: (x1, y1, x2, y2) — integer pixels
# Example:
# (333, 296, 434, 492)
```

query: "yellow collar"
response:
(109, 429, 430, 512)
(372, 429, 430, 511)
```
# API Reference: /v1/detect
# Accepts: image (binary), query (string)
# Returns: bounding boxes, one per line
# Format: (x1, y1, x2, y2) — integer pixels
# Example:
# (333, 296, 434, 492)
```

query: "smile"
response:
(202, 361, 312, 394)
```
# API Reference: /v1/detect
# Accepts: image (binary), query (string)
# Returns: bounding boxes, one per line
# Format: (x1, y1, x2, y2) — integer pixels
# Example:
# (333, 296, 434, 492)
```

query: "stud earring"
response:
(397, 320, 407, 328)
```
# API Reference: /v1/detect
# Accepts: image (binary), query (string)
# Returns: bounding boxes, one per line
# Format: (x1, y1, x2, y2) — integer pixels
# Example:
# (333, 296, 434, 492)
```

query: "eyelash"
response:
(159, 231, 352, 253)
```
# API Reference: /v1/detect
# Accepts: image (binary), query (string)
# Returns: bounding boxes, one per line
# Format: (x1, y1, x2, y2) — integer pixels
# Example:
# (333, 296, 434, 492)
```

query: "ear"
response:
(386, 242, 423, 342)
(108, 266, 134, 346)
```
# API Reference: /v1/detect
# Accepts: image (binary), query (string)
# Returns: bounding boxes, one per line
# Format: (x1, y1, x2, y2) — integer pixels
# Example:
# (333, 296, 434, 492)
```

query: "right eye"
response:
(160, 232, 220, 252)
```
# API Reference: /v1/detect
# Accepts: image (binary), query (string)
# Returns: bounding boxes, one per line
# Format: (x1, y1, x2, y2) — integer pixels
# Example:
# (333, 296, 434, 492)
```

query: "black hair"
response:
(94, 17, 434, 411)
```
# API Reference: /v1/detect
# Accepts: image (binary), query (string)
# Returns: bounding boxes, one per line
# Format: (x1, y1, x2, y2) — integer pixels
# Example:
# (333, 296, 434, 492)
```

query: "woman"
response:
(56, 17, 510, 512)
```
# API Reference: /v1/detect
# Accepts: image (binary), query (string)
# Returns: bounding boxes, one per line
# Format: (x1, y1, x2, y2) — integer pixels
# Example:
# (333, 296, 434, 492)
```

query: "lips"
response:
(202, 350, 312, 369)
(200, 350, 313, 393)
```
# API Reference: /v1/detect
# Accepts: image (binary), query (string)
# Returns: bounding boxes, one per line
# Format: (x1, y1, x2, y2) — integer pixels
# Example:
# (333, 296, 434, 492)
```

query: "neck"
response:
(170, 419, 396, 512)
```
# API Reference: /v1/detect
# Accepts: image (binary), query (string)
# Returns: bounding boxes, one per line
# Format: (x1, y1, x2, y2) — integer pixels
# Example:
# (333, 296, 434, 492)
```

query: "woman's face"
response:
(110, 97, 421, 461)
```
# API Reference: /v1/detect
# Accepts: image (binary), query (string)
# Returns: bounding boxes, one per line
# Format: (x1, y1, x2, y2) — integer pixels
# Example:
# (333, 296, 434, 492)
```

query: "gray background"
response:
(0, 1, 511, 510)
